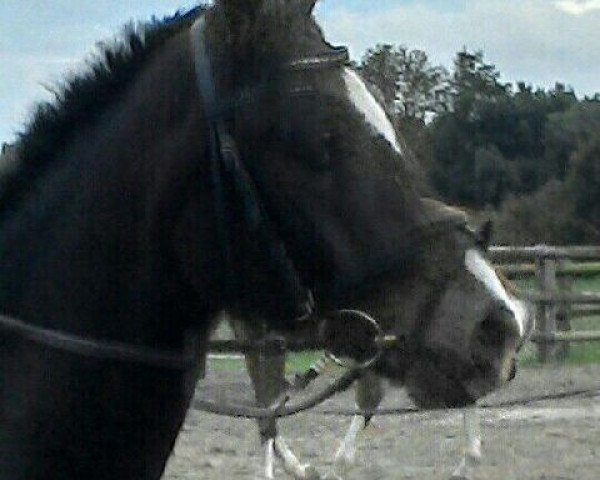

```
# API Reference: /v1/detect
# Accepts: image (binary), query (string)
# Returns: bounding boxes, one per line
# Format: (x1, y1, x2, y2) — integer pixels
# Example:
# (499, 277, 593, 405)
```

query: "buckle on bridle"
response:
(322, 309, 397, 370)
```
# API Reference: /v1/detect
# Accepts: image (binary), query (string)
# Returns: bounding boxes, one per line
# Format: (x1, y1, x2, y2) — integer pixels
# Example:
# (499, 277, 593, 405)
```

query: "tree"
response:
(359, 44, 449, 173)
(491, 181, 576, 245)
(545, 99, 600, 181)
(429, 49, 585, 208)
(429, 49, 511, 206)
(567, 135, 600, 241)
(396, 49, 450, 122)
(359, 44, 399, 113)
(360, 44, 450, 122)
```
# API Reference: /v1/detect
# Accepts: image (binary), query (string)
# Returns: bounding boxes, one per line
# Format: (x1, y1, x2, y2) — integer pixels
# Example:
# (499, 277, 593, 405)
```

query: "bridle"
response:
(288, 46, 350, 72)
(186, 14, 396, 417)
(0, 13, 368, 384)
(0, 11, 525, 421)
(188, 11, 415, 372)
(189, 14, 352, 324)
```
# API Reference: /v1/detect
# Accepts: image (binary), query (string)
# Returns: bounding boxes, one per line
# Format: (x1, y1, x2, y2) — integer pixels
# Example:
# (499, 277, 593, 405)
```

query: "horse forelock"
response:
(206, 1, 336, 92)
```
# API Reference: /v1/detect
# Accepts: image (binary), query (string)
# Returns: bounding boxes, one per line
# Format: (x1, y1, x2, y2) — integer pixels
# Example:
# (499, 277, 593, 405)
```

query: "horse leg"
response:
(231, 318, 320, 479)
(273, 437, 321, 480)
(245, 350, 285, 479)
(230, 319, 280, 478)
(450, 405, 482, 480)
(330, 370, 384, 479)
(249, 347, 321, 479)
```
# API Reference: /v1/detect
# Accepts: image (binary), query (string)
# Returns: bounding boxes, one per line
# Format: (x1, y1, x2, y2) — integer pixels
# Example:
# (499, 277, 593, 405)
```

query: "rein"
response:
(317, 386, 600, 417)
(0, 13, 353, 376)
(0, 13, 368, 420)
(193, 309, 400, 419)
(0, 313, 199, 370)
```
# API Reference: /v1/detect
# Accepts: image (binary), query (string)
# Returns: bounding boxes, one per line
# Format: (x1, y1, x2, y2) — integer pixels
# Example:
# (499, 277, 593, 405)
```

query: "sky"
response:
(1, 0, 600, 144)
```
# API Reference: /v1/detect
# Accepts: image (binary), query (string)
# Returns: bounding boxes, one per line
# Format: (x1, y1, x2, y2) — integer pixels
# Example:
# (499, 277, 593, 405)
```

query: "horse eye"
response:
(303, 132, 332, 171)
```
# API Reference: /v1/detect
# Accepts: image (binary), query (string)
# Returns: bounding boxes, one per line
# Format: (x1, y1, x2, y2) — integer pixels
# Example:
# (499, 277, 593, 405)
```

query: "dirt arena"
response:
(164, 363, 600, 480)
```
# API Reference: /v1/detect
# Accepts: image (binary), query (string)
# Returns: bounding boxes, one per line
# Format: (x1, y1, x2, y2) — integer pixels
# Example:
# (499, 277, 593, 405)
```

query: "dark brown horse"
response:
(0, 2, 531, 479)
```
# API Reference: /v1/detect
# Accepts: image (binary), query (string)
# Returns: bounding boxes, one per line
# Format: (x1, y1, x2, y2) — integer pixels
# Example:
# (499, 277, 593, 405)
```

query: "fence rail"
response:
(489, 246, 600, 262)
(491, 245, 600, 362)
(208, 246, 600, 363)
(531, 331, 600, 343)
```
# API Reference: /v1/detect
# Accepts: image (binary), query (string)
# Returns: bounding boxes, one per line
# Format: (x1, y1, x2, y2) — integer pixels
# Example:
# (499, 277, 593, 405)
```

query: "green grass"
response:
(207, 351, 324, 374)
(573, 273, 600, 291)
(206, 355, 245, 373)
(284, 351, 326, 373)
(519, 340, 600, 367)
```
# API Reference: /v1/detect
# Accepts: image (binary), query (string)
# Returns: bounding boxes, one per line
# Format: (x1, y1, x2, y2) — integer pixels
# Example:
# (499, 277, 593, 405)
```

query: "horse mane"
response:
(1, 6, 206, 211)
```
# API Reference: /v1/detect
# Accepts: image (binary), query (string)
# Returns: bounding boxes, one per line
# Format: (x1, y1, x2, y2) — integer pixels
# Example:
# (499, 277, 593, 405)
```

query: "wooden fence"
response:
(208, 246, 600, 363)
(490, 245, 600, 362)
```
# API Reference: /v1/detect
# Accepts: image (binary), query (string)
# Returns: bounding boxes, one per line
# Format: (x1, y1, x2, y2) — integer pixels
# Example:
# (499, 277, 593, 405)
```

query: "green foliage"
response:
(545, 96, 600, 181)
(429, 50, 581, 208)
(360, 44, 450, 122)
(567, 134, 600, 241)
(490, 181, 576, 245)
(356, 41, 599, 244)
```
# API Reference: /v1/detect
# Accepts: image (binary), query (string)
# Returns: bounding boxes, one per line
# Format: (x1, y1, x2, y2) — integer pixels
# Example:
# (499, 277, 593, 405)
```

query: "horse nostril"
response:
(475, 308, 519, 348)
(475, 319, 504, 347)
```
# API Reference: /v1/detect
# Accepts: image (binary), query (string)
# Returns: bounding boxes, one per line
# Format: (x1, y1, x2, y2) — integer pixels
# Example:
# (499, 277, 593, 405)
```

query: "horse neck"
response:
(0, 31, 214, 346)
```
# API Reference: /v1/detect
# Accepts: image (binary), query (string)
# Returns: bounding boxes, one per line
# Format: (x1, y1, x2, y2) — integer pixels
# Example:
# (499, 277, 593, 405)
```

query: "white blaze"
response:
(465, 249, 527, 336)
(342, 68, 402, 155)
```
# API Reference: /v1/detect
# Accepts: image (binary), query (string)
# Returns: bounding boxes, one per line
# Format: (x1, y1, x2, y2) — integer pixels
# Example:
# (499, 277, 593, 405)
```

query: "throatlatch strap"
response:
(190, 16, 313, 321)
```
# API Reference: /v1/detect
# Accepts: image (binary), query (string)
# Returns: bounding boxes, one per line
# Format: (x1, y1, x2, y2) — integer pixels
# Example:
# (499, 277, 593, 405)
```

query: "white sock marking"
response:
(464, 406, 482, 459)
(334, 414, 365, 471)
(265, 438, 275, 479)
(274, 437, 311, 479)
(452, 406, 482, 478)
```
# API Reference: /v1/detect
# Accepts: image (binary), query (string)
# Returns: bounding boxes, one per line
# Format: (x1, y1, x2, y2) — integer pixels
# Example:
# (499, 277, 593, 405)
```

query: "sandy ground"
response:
(164, 363, 600, 480)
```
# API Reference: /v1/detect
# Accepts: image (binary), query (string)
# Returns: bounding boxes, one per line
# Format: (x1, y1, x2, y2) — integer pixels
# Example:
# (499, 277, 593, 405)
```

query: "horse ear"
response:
(476, 220, 493, 250)
(304, 0, 317, 15)
(262, 0, 315, 15)
(218, 0, 265, 19)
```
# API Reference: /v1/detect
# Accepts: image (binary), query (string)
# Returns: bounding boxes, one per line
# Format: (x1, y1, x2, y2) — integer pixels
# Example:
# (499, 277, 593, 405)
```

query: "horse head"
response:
(183, 1, 535, 407)
(192, 0, 423, 317)
(321, 199, 535, 408)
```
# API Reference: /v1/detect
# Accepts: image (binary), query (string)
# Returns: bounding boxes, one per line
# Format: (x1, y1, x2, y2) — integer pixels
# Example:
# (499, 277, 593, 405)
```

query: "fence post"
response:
(535, 248, 558, 362)
(556, 258, 572, 359)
